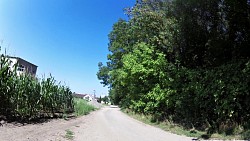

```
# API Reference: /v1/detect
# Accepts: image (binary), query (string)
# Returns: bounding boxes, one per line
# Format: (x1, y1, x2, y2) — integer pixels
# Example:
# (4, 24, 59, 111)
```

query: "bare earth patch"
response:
(0, 113, 91, 141)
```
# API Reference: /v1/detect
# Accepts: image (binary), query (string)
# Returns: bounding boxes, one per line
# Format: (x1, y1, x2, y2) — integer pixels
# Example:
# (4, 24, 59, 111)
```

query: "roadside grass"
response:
(65, 129, 74, 140)
(122, 109, 248, 140)
(73, 98, 96, 116)
(122, 109, 202, 138)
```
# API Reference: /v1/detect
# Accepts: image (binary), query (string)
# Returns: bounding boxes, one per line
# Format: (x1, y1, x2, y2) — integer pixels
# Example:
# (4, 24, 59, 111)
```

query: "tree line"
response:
(97, 0, 250, 135)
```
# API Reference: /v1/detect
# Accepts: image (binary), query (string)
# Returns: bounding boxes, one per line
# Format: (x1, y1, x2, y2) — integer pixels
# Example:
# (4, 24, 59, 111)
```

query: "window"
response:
(17, 65, 25, 72)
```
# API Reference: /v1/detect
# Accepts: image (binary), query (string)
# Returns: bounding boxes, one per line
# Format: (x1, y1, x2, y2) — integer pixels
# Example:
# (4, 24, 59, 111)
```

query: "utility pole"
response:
(93, 90, 96, 99)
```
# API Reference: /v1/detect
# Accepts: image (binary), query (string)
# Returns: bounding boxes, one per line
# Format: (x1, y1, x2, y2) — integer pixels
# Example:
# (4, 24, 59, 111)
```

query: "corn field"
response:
(0, 54, 74, 120)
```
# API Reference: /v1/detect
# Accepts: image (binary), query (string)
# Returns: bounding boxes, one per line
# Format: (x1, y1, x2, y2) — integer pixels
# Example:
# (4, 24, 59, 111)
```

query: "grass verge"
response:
(122, 109, 249, 140)
(73, 98, 96, 116)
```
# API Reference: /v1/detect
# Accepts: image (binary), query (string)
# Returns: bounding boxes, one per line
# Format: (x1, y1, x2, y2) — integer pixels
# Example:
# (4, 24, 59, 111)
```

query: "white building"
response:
(7, 56, 38, 76)
(73, 93, 96, 101)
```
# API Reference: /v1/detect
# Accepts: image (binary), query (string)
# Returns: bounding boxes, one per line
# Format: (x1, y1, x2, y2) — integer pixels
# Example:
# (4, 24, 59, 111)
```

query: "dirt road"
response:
(0, 107, 193, 141)
(73, 107, 193, 141)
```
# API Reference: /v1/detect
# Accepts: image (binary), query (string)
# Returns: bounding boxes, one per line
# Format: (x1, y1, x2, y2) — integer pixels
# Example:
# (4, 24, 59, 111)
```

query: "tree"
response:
(98, 96, 102, 103)
(97, 62, 110, 87)
(102, 96, 110, 104)
(97, 0, 250, 134)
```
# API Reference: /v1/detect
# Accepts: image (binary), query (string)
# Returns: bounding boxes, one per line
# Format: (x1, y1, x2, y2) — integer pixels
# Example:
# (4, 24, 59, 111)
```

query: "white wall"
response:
(8, 58, 24, 76)
(7, 58, 36, 76)
(83, 95, 93, 101)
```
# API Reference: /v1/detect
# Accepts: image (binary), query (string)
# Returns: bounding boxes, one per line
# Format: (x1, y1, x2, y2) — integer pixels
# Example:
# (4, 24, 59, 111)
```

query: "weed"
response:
(65, 129, 74, 140)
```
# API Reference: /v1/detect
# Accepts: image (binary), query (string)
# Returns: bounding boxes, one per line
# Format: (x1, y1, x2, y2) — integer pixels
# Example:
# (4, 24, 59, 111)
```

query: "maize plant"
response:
(0, 54, 16, 117)
(0, 54, 74, 120)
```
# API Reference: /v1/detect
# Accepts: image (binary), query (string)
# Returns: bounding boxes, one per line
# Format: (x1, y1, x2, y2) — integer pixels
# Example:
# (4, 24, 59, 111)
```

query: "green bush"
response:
(74, 98, 95, 116)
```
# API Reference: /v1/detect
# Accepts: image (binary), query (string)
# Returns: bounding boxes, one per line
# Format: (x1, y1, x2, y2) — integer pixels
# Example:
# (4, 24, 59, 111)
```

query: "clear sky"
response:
(0, 0, 135, 96)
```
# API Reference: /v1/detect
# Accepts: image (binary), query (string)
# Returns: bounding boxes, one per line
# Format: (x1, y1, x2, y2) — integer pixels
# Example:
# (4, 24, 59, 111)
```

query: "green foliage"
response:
(74, 98, 95, 116)
(0, 54, 74, 120)
(102, 96, 110, 104)
(97, 62, 110, 87)
(242, 130, 250, 140)
(97, 0, 250, 138)
(65, 129, 74, 140)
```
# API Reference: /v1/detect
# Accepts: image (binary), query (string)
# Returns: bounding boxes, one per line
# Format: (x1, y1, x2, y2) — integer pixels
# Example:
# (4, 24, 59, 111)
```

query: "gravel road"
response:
(0, 107, 194, 141)
(73, 107, 193, 141)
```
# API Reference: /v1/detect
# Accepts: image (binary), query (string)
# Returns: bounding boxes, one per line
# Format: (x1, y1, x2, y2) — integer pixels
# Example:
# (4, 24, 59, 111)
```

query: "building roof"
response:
(72, 93, 87, 98)
(7, 56, 38, 67)
(72, 93, 96, 99)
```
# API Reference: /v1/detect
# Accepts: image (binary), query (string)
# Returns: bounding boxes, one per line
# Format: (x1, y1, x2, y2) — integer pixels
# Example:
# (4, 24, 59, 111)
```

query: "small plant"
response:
(65, 129, 74, 140)
(63, 113, 68, 120)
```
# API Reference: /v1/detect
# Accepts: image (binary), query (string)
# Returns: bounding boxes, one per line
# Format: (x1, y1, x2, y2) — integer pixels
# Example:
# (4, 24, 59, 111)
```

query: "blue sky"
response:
(0, 0, 135, 96)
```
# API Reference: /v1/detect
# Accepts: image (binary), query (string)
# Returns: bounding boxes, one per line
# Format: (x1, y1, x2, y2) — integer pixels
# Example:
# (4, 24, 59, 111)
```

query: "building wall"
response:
(8, 58, 18, 72)
(8, 57, 37, 76)
(17, 58, 37, 76)
(83, 95, 93, 101)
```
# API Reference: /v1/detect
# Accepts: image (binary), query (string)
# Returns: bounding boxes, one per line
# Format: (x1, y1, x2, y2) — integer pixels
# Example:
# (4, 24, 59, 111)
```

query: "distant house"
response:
(73, 93, 96, 101)
(7, 56, 38, 76)
(73, 93, 86, 99)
